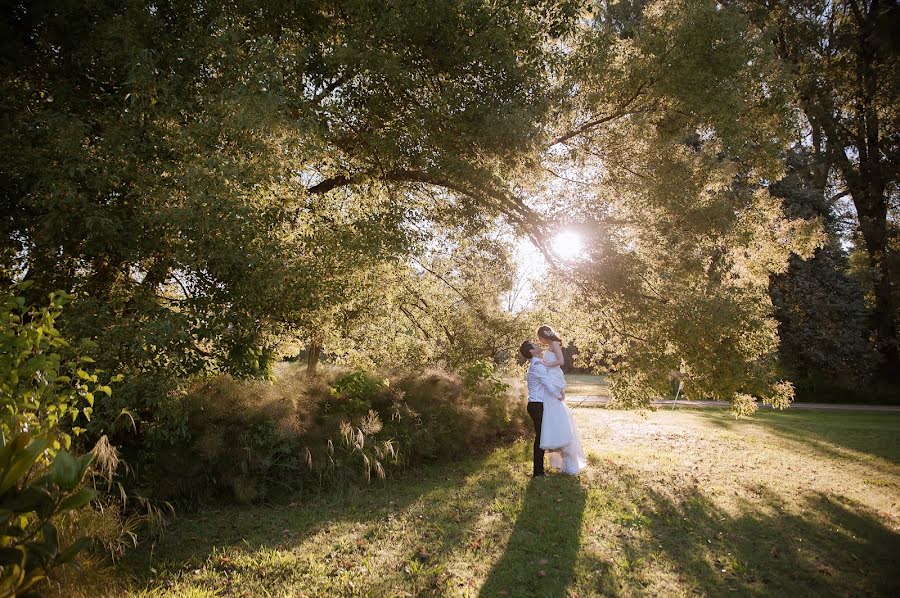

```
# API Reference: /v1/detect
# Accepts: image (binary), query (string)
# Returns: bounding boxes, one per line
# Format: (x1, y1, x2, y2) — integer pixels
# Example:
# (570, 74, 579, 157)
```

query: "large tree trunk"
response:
(805, 107, 899, 375)
(306, 339, 322, 374)
(764, 0, 899, 378)
(841, 0, 898, 377)
(855, 191, 899, 376)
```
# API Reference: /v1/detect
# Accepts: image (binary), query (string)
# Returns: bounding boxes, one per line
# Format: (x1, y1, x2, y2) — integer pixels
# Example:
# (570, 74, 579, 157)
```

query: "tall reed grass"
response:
(139, 363, 528, 505)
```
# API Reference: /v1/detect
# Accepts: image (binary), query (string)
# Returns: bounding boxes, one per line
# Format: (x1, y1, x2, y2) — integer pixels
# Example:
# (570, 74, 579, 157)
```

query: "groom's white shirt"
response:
(527, 356, 565, 402)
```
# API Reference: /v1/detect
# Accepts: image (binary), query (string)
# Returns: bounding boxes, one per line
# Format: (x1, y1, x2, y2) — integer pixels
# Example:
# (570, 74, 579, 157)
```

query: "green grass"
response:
(564, 373, 609, 397)
(68, 409, 900, 597)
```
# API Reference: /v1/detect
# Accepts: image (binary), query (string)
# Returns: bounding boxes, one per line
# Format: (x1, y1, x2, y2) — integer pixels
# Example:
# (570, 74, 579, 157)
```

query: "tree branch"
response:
(306, 167, 554, 262)
(547, 76, 654, 147)
(548, 112, 631, 147)
(828, 189, 850, 204)
(307, 174, 352, 194)
(398, 305, 432, 339)
(542, 166, 595, 187)
(311, 76, 346, 105)
(411, 257, 469, 304)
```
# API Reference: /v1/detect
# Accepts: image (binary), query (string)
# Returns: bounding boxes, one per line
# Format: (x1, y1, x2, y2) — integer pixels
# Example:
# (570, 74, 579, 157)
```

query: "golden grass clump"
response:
(143, 363, 528, 505)
(90, 435, 121, 491)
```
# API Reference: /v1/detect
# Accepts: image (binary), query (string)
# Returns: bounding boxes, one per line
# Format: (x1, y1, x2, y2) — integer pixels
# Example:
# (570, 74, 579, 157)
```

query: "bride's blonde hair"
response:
(537, 325, 562, 343)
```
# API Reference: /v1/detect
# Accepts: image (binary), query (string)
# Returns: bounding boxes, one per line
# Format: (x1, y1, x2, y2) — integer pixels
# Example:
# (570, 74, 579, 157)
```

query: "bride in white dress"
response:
(537, 325, 587, 475)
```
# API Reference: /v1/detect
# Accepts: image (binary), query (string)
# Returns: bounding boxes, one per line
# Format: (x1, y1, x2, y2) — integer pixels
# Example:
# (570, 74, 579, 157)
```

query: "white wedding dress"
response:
(539, 351, 587, 475)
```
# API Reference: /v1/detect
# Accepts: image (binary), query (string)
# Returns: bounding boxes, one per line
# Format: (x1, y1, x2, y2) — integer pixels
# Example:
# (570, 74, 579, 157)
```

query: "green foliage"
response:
(464, 361, 521, 435)
(739, 0, 900, 372)
(305, 232, 534, 373)
(392, 236, 533, 370)
(0, 0, 577, 443)
(388, 368, 527, 464)
(0, 430, 97, 596)
(135, 369, 375, 503)
(140, 373, 307, 505)
(330, 372, 388, 403)
(462, 360, 502, 389)
(527, 0, 820, 411)
(2, 0, 886, 443)
(0, 285, 125, 594)
(1, 0, 835, 427)
(1, 283, 113, 452)
(769, 150, 879, 387)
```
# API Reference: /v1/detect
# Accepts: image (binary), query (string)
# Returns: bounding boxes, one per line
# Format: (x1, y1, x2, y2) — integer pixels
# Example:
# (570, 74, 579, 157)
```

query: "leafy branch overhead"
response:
(1, 0, 895, 422)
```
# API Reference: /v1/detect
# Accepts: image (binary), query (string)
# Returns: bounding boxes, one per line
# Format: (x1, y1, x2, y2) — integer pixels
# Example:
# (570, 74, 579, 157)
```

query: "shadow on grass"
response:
(118, 443, 571, 598)
(119, 454, 504, 577)
(579, 463, 900, 597)
(650, 487, 899, 596)
(112, 426, 899, 597)
(696, 409, 900, 465)
(479, 475, 586, 598)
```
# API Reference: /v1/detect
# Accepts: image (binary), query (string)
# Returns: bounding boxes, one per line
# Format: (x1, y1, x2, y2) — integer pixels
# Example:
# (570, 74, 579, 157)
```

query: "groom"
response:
(520, 340, 566, 477)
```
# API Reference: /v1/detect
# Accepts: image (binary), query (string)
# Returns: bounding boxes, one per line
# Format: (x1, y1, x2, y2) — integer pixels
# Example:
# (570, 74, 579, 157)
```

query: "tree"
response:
(306, 227, 533, 372)
(1, 0, 840, 419)
(741, 0, 900, 375)
(768, 150, 877, 388)
(0, 0, 579, 437)
(529, 0, 815, 412)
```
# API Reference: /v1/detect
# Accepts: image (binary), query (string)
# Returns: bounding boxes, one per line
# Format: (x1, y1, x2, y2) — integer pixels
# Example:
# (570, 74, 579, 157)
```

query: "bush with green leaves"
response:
(321, 371, 390, 424)
(330, 372, 388, 403)
(387, 368, 527, 465)
(1, 283, 117, 452)
(462, 360, 518, 433)
(139, 370, 374, 504)
(0, 283, 112, 595)
(0, 431, 96, 596)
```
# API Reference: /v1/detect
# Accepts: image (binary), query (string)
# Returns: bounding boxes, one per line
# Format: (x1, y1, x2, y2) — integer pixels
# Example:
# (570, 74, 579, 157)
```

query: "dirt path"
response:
(569, 396, 900, 411)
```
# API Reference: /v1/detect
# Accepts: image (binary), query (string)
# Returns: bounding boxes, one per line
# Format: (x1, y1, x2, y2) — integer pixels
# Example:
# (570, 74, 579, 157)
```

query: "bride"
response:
(536, 325, 587, 475)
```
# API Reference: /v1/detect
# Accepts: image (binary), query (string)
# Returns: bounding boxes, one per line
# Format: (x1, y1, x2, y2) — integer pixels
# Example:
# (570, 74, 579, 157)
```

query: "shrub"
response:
(388, 366, 527, 465)
(141, 374, 301, 505)
(140, 363, 528, 506)
(0, 431, 96, 596)
(0, 283, 113, 595)
(330, 371, 388, 403)
(1, 283, 115, 453)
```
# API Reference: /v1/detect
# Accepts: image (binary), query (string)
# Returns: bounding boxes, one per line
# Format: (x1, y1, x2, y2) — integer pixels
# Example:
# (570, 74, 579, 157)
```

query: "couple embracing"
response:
(520, 325, 587, 477)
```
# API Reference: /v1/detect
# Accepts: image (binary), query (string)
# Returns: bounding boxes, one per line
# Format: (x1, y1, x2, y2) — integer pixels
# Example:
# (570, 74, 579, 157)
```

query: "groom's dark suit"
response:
(526, 356, 565, 476)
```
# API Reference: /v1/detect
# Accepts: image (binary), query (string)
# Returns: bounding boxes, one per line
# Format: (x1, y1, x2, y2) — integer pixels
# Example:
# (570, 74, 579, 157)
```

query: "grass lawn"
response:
(71, 408, 899, 597)
(564, 374, 609, 398)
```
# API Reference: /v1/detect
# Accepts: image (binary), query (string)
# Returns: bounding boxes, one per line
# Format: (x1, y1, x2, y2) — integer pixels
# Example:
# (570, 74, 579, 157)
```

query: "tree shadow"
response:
(694, 409, 900, 466)
(479, 475, 587, 598)
(119, 442, 580, 598)
(119, 453, 507, 578)
(589, 462, 900, 597)
(114, 426, 899, 596)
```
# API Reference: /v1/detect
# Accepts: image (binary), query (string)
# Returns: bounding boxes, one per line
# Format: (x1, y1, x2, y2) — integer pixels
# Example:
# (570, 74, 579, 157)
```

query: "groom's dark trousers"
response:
(527, 401, 545, 476)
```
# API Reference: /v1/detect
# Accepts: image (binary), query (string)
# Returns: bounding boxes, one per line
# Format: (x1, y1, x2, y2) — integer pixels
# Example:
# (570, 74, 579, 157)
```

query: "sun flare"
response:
(551, 230, 584, 261)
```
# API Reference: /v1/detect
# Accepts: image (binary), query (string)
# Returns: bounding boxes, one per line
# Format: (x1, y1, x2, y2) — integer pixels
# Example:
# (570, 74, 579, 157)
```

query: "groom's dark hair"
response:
(519, 341, 535, 360)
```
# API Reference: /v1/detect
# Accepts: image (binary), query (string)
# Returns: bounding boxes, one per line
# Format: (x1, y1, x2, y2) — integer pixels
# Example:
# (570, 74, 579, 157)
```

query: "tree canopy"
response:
(1, 0, 895, 431)
(740, 0, 900, 375)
